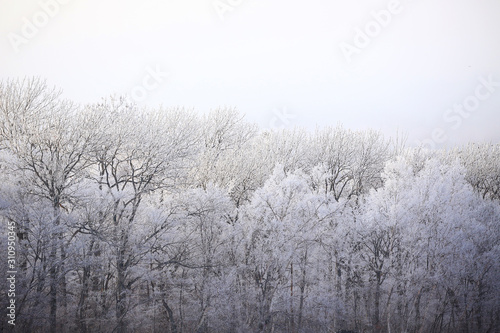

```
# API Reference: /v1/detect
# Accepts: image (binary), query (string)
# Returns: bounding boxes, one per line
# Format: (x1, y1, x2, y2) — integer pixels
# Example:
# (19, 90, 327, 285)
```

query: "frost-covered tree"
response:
(307, 126, 389, 201)
(455, 143, 500, 201)
(77, 97, 200, 332)
(239, 166, 341, 332)
(357, 152, 500, 333)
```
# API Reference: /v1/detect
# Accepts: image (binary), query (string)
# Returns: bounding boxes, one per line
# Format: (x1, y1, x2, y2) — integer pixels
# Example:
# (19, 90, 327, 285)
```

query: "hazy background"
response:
(1, 0, 499, 147)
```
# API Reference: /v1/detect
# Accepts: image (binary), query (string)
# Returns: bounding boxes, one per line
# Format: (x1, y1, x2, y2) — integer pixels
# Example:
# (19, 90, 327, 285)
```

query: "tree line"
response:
(1, 77, 499, 333)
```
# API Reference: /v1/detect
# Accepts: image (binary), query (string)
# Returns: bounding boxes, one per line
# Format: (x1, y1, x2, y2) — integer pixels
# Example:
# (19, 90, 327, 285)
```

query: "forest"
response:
(1, 77, 499, 333)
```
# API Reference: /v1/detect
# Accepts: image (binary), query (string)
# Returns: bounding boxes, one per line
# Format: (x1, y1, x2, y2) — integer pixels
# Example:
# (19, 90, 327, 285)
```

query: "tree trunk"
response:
(77, 239, 94, 333)
(298, 249, 308, 331)
(290, 262, 295, 333)
(415, 289, 422, 333)
(162, 299, 178, 333)
(116, 238, 128, 333)
(374, 270, 381, 333)
(49, 201, 61, 333)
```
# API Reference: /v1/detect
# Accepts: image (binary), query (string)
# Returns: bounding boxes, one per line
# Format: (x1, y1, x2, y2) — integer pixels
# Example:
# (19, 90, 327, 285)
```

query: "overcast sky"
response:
(2, 0, 500, 147)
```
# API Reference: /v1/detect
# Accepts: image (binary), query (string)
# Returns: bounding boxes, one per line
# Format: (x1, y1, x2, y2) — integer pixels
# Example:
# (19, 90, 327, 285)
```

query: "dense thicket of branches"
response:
(1, 78, 499, 333)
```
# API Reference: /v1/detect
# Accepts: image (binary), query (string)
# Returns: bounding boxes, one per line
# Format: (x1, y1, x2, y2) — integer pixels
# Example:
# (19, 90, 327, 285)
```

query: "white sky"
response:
(1, 0, 500, 147)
